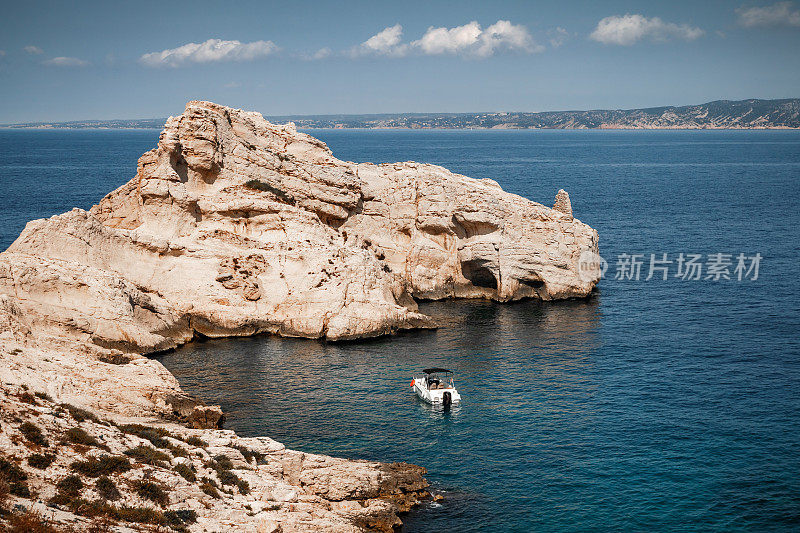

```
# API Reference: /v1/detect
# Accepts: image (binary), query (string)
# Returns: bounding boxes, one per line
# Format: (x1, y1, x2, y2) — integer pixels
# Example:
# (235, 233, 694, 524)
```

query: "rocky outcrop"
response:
(0, 385, 428, 532)
(2, 100, 599, 350)
(553, 189, 573, 219)
(0, 101, 601, 531)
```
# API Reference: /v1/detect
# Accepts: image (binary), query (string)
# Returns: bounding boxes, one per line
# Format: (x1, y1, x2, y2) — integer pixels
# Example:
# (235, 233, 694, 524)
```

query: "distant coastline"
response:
(2, 98, 798, 130)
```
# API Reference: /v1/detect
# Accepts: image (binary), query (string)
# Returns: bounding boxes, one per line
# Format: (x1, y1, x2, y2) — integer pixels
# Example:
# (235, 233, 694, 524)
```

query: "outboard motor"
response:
(442, 391, 452, 409)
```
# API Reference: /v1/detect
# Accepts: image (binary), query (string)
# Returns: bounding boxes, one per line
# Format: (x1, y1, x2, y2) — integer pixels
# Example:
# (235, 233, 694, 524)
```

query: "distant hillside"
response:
(1, 118, 167, 129)
(3, 98, 798, 130)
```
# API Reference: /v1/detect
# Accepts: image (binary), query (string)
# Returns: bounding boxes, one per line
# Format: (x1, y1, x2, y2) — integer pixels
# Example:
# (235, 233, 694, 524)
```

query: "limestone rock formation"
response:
(553, 189, 573, 219)
(189, 405, 226, 429)
(0, 385, 428, 532)
(0, 100, 602, 531)
(2, 100, 600, 350)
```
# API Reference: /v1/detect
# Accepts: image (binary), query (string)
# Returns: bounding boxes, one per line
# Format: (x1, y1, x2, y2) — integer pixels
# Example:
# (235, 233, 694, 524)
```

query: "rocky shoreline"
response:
(0, 384, 429, 532)
(0, 101, 601, 531)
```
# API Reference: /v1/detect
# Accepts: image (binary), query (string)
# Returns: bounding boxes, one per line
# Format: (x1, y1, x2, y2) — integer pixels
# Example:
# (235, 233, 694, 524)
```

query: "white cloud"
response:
(310, 47, 332, 60)
(352, 24, 409, 57)
(736, 2, 800, 27)
(413, 20, 541, 57)
(42, 56, 90, 67)
(352, 20, 540, 58)
(224, 81, 241, 88)
(589, 14, 704, 45)
(139, 38, 278, 68)
(24, 45, 43, 55)
(413, 21, 482, 55)
(548, 27, 570, 48)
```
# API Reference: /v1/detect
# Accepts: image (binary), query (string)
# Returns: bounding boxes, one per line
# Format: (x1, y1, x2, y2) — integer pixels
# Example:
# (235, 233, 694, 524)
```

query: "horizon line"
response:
(2, 96, 797, 127)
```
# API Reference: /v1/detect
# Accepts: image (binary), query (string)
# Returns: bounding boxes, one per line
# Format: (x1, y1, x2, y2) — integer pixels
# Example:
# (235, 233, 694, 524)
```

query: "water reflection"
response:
(155, 296, 601, 453)
(155, 297, 602, 531)
(413, 395, 464, 421)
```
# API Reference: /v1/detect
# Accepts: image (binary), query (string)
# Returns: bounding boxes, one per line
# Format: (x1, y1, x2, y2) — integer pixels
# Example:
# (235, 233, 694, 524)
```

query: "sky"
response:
(0, 0, 799, 123)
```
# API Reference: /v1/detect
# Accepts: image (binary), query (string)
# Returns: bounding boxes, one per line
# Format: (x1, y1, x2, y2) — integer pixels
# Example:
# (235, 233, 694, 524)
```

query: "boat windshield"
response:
(423, 370, 454, 389)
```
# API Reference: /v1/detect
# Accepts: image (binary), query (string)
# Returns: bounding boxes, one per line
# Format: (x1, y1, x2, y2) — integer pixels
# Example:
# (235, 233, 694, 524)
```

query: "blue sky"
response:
(0, 0, 798, 122)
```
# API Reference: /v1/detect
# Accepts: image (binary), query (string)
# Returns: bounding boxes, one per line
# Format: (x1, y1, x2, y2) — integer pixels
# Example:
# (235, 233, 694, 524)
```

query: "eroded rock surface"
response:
(0, 385, 428, 532)
(553, 189, 573, 219)
(0, 101, 601, 531)
(3, 100, 600, 349)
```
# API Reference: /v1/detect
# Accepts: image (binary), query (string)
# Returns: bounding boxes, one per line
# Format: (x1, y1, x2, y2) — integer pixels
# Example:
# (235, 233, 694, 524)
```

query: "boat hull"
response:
(413, 379, 461, 405)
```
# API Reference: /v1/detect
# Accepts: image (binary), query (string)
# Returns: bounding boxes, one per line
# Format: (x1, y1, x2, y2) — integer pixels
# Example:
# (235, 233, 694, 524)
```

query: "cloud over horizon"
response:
(590, 14, 704, 45)
(140, 38, 278, 67)
(736, 2, 800, 27)
(353, 20, 541, 58)
(352, 24, 409, 57)
(42, 56, 90, 67)
(415, 20, 541, 56)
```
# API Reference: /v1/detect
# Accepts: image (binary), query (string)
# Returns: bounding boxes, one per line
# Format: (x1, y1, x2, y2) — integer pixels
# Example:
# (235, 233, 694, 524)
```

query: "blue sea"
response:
(1, 128, 799, 532)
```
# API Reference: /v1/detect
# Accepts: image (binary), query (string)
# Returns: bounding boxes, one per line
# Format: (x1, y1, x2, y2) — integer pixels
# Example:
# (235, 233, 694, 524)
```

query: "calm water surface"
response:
(1, 129, 799, 531)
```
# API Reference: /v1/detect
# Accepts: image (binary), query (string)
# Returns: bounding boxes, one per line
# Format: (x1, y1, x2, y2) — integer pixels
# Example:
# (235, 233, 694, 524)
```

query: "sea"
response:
(1, 128, 799, 532)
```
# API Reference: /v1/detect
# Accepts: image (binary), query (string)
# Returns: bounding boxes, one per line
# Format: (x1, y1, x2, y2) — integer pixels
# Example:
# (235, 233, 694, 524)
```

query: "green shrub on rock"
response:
(19, 392, 36, 405)
(124, 445, 170, 466)
(233, 444, 265, 464)
(0, 456, 31, 497)
(28, 453, 55, 469)
(184, 436, 207, 447)
(65, 427, 105, 449)
(133, 479, 169, 507)
(70, 455, 131, 477)
(118, 424, 172, 448)
(114, 505, 166, 525)
(34, 391, 53, 402)
(199, 478, 220, 499)
(0, 457, 27, 483)
(164, 509, 197, 529)
(173, 463, 196, 483)
(95, 476, 120, 501)
(56, 475, 83, 497)
(19, 422, 48, 447)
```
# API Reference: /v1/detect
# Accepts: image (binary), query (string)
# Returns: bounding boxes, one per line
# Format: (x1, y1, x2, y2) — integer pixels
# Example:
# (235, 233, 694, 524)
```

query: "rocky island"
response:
(0, 101, 601, 531)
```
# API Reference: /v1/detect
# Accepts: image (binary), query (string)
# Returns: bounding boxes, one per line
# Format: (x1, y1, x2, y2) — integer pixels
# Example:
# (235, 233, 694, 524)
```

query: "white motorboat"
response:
(412, 368, 461, 407)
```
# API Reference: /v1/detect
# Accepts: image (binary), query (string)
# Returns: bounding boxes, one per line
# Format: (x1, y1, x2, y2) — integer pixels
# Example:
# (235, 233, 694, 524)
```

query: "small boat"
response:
(412, 368, 461, 407)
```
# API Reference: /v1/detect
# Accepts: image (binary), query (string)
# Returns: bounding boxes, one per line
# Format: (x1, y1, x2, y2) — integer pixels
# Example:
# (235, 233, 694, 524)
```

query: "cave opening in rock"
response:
(460, 260, 498, 290)
(520, 278, 545, 289)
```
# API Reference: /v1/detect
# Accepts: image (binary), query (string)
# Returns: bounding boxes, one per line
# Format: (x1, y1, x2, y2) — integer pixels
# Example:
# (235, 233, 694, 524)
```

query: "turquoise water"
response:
(2, 129, 799, 531)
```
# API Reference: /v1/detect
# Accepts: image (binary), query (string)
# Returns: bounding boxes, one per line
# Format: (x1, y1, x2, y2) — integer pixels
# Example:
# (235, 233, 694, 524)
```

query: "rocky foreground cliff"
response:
(0, 101, 601, 531)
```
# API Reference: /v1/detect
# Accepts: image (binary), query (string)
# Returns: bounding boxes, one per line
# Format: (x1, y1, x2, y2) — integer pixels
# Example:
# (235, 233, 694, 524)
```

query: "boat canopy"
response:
(423, 368, 451, 374)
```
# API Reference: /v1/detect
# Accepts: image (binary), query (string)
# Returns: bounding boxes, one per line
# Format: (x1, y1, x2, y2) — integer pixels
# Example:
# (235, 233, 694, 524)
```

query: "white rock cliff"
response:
(4, 100, 600, 347)
(0, 101, 601, 531)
